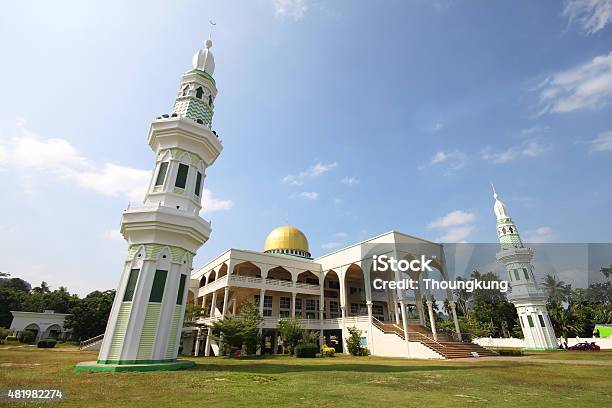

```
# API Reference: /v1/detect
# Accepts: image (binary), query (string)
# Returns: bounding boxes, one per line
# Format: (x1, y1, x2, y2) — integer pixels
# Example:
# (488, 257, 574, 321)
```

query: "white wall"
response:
(473, 337, 612, 350)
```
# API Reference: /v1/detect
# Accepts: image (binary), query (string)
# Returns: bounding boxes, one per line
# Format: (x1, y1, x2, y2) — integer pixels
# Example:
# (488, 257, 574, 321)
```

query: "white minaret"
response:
(493, 186, 558, 349)
(78, 38, 222, 371)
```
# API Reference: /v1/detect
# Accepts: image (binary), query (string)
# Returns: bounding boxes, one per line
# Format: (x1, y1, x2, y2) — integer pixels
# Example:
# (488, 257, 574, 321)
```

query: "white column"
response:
(204, 327, 212, 356)
(221, 287, 229, 316)
(291, 292, 296, 318)
(450, 301, 462, 341)
(210, 290, 218, 317)
(426, 300, 438, 341)
(366, 301, 374, 353)
(194, 328, 201, 356)
(341, 305, 348, 354)
(232, 299, 237, 316)
(399, 300, 410, 355)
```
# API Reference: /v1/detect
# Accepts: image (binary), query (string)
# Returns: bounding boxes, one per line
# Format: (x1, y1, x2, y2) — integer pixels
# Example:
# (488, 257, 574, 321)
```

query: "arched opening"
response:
(217, 264, 228, 279)
(296, 271, 319, 286)
(44, 324, 62, 340)
(208, 270, 217, 284)
(324, 270, 341, 319)
(199, 275, 207, 288)
(267, 266, 292, 282)
(208, 94, 213, 106)
(181, 85, 189, 96)
(196, 87, 204, 99)
(233, 261, 262, 278)
(345, 264, 366, 317)
(23, 323, 40, 341)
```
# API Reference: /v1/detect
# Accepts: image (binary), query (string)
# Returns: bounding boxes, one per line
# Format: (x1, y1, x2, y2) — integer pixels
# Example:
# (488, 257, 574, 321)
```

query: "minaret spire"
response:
(492, 185, 558, 349)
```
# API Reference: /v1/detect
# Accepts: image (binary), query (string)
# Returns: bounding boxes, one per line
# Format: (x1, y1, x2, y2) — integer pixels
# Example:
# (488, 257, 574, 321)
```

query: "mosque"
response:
(76, 35, 556, 371)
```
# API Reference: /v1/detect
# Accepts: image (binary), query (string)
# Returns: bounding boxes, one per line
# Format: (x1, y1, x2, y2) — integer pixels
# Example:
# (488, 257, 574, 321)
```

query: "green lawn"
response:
(0, 347, 610, 407)
(525, 350, 612, 361)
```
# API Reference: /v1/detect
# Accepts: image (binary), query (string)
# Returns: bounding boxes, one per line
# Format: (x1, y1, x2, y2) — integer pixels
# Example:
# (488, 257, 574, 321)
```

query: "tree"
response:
(601, 265, 612, 279)
(278, 318, 304, 355)
(548, 301, 580, 343)
(32, 281, 51, 294)
(183, 303, 206, 327)
(64, 290, 115, 341)
(210, 301, 262, 356)
(0, 276, 32, 292)
(541, 275, 571, 303)
(346, 326, 367, 356)
(0, 288, 28, 328)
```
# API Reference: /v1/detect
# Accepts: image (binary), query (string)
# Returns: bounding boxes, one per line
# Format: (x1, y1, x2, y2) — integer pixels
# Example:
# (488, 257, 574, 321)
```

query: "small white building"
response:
(10, 310, 71, 342)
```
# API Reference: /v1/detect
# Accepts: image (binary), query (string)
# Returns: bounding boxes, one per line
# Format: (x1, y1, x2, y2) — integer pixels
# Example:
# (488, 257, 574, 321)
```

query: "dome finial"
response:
(491, 183, 498, 199)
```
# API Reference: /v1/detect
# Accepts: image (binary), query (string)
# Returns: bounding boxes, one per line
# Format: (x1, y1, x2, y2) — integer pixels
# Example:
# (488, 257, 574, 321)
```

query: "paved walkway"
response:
(450, 355, 611, 366)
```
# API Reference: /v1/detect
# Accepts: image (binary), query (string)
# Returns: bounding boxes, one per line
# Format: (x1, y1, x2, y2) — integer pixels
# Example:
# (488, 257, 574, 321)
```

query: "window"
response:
(514, 269, 520, 281)
(527, 315, 534, 328)
(329, 301, 339, 318)
(149, 270, 168, 303)
(208, 95, 213, 106)
(181, 85, 189, 96)
(280, 297, 290, 310)
(295, 298, 302, 311)
(328, 281, 340, 289)
(280, 310, 290, 318)
(324, 290, 338, 298)
(306, 278, 318, 285)
(196, 87, 204, 99)
(350, 287, 361, 295)
(263, 296, 273, 308)
(372, 304, 384, 320)
(523, 268, 530, 280)
(175, 164, 189, 189)
(176, 274, 186, 305)
(351, 303, 361, 315)
(538, 314, 546, 327)
(254, 294, 260, 307)
(305, 299, 316, 311)
(123, 269, 139, 301)
(194, 172, 202, 196)
(155, 162, 169, 186)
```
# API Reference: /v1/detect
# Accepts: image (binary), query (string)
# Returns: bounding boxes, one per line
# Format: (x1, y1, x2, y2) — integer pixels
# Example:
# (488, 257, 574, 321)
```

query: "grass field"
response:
(0, 346, 611, 407)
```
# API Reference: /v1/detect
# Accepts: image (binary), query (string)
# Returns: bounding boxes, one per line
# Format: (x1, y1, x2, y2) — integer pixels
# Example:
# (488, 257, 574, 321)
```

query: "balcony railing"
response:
(199, 274, 321, 293)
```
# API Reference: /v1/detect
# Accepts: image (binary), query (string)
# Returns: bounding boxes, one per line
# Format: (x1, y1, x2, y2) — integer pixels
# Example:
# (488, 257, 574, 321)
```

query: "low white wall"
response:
(474, 337, 612, 350)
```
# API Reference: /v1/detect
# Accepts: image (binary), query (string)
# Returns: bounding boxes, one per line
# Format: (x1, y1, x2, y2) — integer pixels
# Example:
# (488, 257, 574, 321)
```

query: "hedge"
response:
(37, 339, 57, 348)
(295, 343, 318, 358)
(321, 346, 335, 357)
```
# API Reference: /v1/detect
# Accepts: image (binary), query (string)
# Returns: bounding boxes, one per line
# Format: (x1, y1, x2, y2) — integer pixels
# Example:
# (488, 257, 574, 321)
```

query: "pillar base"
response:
(75, 359, 195, 373)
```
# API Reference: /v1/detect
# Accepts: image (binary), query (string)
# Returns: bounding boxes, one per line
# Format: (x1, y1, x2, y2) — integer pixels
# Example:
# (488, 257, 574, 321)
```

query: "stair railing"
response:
(79, 333, 104, 350)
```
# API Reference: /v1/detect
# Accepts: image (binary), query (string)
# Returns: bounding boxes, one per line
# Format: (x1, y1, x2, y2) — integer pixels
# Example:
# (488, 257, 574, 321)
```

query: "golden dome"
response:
(264, 226, 310, 257)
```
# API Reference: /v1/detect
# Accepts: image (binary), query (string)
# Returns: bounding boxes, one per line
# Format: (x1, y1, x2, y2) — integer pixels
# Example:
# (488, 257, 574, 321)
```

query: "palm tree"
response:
(541, 275, 570, 303)
(548, 302, 580, 344)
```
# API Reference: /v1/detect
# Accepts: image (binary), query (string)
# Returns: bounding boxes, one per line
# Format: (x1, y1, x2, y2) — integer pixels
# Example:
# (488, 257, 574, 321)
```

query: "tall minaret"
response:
(493, 186, 557, 349)
(78, 39, 223, 372)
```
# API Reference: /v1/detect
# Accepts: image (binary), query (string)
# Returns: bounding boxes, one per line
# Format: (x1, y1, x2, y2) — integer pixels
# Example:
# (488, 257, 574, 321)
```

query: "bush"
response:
(37, 339, 57, 348)
(5, 335, 18, 343)
(321, 346, 335, 357)
(295, 343, 318, 358)
(0, 327, 10, 343)
(494, 348, 523, 356)
(346, 326, 368, 356)
(18, 330, 36, 344)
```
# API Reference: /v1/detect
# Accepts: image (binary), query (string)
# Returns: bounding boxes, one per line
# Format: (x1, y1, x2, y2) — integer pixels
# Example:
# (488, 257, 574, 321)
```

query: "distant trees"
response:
(0, 272, 115, 341)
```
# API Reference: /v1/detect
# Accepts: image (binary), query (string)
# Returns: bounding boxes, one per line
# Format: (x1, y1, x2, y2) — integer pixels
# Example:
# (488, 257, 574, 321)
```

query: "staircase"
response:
(79, 334, 104, 351)
(372, 318, 497, 359)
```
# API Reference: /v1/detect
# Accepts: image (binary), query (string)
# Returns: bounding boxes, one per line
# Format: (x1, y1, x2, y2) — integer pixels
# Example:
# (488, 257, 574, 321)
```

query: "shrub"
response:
(346, 326, 367, 356)
(494, 348, 523, 356)
(295, 343, 318, 358)
(37, 339, 57, 348)
(5, 335, 18, 343)
(0, 327, 10, 343)
(18, 330, 36, 344)
(321, 346, 335, 357)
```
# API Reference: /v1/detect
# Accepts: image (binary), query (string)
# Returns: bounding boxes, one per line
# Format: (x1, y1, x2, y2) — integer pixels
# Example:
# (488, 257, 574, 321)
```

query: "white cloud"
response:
(291, 191, 319, 200)
(1, 119, 233, 208)
(563, 0, 612, 35)
(537, 52, 612, 114)
(201, 189, 234, 213)
(591, 130, 612, 151)
(428, 210, 476, 229)
(436, 226, 475, 243)
(333, 232, 348, 239)
(283, 161, 337, 185)
(274, 0, 308, 20)
(422, 150, 466, 174)
(481, 140, 548, 164)
(104, 229, 124, 242)
(341, 176, 359, 185)
(521, 125, 551, 135)
(522, 226, 554, 243)
(428, 210, 476, 243)
(76, 163, 150, 201)
(321, 242, 342, 249)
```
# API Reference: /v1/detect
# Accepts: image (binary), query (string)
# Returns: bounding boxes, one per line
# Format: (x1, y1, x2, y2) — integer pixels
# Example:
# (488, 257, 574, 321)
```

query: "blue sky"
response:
(1, 0, 611, 295)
